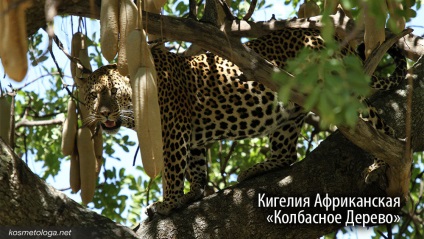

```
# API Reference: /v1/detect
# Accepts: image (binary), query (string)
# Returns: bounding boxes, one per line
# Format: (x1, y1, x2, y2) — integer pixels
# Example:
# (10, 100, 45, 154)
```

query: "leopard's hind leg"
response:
(238, 110, 306, 182)
(180, 147, 208, 205)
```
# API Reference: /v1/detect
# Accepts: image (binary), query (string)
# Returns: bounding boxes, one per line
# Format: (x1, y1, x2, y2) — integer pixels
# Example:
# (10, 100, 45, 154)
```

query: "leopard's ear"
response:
(106, 64, 130, 84)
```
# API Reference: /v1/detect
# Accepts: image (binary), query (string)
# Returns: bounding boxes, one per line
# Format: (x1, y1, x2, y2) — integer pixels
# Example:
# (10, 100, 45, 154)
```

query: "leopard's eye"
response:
(90, 92, 97, 98)
(111, 88, 118, 95)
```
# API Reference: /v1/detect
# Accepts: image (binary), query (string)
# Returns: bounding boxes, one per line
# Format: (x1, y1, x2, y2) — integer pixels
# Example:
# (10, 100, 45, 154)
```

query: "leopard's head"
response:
(78, 64, 134, 134)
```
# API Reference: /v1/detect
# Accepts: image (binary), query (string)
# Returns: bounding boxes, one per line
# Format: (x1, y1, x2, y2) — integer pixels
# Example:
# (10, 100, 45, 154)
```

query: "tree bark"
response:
(136, 132, 394, 239)
(0, 1, 421, 238)
(0, 138, 138, 238)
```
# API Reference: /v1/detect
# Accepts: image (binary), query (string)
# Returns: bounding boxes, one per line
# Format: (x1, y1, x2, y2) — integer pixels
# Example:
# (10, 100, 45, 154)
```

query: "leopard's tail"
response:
(357, 42, 407, 91)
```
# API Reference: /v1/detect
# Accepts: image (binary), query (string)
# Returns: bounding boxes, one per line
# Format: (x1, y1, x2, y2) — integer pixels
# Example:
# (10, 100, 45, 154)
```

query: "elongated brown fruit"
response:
(78, 33, 92, 76)
(323, 0, 339, 14)
(0, 96, 11, 145)
(387, 0, 405, 33)
(71, 33, 83, 79)
(76, 87, 90, 120)
(93, 128, 103, 177)
(132, 67, 164, 178)
(77, 127, 97, 204)
(118, 0, 137, 76)
(298, 1, 320, 18)
(126, 30, 142, 79)
(153, 0, 166, 10)
(61, 99, 77, 156)
(145, 0, 164, 42)
(363, 3, 387, 58)
(100, 0, 120, 61)
(1, 1, 31, 81)
(71, 32, 92, 80)
(126, 29, 157, 79)
(70, 153, 81, 193)
(93, 127, 103, 157)
(95, 156, 103, 178)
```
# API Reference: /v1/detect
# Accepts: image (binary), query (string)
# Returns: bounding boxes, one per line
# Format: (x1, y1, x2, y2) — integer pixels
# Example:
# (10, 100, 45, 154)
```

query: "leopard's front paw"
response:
(237, 162, 273, 182)
(238, 167, 259, 182)
(145, 201, 175, 218)
(179, 188, 204, 205)
(362, 162, 387, 189)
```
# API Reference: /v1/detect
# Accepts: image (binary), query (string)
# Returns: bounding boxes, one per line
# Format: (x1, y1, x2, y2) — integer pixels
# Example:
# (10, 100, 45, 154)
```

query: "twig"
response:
(377, 229, 389, 239)
(49, 45, 64, 80)
(14, 73, 61, 91)
(221, 141, 237, 175)
(133, 145, 140, 166)
(47, 43, 76, 102)
(243, 0, 257, 21)
(363, 29, 413, 76)
(15, 118, 64, 129)
(51, 33, 89, 104)
(387, 223, 393, 239)
(146, 178, 152, 206)
(58, 187, 72, 191)
(217, 0, 235, 20)
(51, 34, 92, 78)
(189, 0, 197, 18)
(403, 67, 414, 174)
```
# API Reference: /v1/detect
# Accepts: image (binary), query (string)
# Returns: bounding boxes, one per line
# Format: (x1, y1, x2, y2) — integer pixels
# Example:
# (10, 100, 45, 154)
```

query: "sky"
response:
(1, 0, 423, 238)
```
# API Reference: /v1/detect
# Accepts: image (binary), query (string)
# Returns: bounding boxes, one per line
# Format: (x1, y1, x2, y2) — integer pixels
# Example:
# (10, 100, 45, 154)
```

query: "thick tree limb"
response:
(136, 131, 400, 238)
(24, 2, 424, 110)
(26, 1, 424, 60)
(37, 3, 424, 108)
(0, 138, 138, 238)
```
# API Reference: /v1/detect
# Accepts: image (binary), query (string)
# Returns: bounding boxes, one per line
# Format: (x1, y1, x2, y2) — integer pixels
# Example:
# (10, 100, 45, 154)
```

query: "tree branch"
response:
(25, 1, 423, 61)
(15, 118, 64, 129)
(243, 0, 257, 21)
(337, 29, 413, 199)
(0, 138, 138, 238)
(136, 131, 400, 238)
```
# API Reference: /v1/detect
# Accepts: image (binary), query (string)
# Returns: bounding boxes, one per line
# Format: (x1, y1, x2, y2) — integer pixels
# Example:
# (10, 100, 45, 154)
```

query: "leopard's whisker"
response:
(119, 115, 134, 121)
(82, 115, 102, 127)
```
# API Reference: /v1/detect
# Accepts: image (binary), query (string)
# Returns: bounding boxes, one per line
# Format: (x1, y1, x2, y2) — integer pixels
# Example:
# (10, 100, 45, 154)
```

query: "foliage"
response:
(13, 73, 67, 179)
(0, 0, 423, 238)
(275, 46, 369, 129)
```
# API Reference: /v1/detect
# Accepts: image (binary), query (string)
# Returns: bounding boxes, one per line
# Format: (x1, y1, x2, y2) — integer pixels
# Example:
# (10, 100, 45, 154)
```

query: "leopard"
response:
(77, 27, 406, 216)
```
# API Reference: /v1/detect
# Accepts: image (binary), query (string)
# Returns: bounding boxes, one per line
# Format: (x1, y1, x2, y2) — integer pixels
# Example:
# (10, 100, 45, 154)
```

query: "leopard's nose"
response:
(100, 108, 111, 117)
